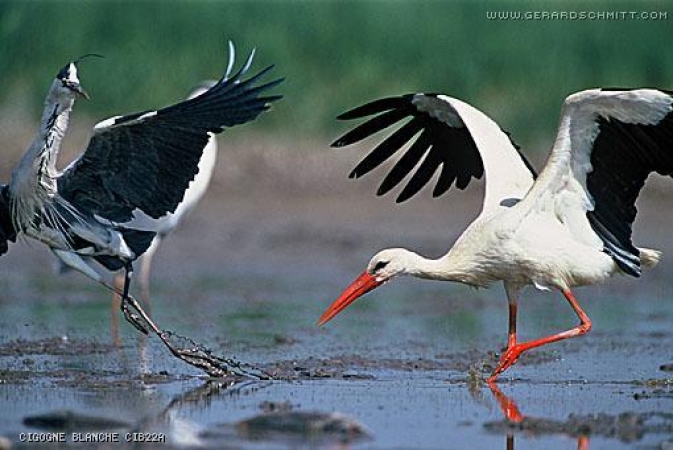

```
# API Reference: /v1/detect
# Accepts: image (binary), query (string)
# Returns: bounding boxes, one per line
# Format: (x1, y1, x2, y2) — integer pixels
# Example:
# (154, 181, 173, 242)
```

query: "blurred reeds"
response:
(0, 0, 672, 156)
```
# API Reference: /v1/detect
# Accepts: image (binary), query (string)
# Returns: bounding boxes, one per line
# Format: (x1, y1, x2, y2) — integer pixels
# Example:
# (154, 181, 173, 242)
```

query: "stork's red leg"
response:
(488, 289, 592, 382)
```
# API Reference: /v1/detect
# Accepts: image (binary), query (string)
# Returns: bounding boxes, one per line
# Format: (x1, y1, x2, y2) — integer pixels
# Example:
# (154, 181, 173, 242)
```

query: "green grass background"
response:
(1, 0, 672, 155)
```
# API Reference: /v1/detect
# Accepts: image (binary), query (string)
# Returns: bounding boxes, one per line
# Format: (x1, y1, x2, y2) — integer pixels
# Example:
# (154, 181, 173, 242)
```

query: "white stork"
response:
(133, 82, 219, 299)
(318, 89, 673, 382)
(55, 81, 220, 302)
(0, 44, 282, 375)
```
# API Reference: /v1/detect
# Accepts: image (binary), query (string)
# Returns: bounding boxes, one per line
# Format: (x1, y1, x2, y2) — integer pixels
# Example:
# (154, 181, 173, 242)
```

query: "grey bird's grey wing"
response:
(58, 52, 282, 224)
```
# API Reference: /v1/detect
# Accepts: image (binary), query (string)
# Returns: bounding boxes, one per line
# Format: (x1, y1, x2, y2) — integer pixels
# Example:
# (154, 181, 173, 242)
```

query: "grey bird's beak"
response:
(67, 81, 90, 99)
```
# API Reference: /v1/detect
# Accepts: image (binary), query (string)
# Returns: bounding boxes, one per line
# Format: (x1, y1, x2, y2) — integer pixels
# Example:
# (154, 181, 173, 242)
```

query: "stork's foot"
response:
(488, 344, 527, 382)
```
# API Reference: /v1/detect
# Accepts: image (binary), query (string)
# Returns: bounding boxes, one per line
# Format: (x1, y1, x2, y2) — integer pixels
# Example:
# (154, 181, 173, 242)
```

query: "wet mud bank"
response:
(1, 146, 673, 448)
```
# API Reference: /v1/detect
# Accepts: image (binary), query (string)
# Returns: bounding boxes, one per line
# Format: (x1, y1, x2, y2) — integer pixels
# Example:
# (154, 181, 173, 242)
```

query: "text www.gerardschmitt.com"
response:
(486, 10, 668, 21)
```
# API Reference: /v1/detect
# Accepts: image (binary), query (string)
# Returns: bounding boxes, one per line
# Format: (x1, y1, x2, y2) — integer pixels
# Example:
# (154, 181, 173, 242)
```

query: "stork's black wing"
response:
(584, 89, 673, 276)
(332, 93, 535, 205)
(538, 88, 673, 278)
(58, 49, 282, 224)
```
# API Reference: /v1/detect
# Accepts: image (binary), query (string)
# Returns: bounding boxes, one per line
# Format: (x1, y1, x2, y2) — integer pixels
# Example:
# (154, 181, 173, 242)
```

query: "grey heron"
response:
(319, 89, 673, 381)
(1, 44, 282, 376)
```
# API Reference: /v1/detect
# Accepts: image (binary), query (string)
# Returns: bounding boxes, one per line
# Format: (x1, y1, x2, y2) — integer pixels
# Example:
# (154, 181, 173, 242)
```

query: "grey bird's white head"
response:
(53, 61, 89, 101)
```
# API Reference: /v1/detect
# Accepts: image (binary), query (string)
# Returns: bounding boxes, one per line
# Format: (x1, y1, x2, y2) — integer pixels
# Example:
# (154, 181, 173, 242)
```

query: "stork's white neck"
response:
(401, 251, 453, 279)
(414, 253, 487, 286)
(378, 247, 488, 287)
(8, 82, 76, 233)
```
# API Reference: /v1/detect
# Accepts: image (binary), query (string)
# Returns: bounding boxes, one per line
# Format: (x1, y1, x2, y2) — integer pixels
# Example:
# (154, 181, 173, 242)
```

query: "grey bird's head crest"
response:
(55, 54, 104, 99)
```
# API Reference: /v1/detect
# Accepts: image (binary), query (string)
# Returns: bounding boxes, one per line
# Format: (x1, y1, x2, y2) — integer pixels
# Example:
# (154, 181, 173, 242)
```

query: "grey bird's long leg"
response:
(53, 249, 269, 379)
(120, 263, 151, 335)
(95, 269, 270, 379)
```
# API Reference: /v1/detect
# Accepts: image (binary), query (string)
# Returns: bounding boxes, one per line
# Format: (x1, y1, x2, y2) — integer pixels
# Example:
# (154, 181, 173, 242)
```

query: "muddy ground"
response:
(0, 139, 672, 448)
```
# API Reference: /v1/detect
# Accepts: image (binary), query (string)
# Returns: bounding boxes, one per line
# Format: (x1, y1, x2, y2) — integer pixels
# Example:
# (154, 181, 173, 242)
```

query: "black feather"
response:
(58, 54, 282, 225)
(587, 95, 673, 277)
(333, 107, 411, 147)
(337, 96, 411, 120)
(378, 120, 432, 196)
(334, 94, 491, 202)
(350, 118, 424, 178)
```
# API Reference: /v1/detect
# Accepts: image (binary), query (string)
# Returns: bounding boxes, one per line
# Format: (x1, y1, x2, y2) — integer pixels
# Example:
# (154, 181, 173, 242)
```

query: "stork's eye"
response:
(373, 260, 389, 272)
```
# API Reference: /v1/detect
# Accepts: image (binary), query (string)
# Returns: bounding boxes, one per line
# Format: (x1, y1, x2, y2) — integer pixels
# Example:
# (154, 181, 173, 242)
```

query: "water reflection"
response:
(22, 381, 266, 447)
(486, 382, 589, 450)
(483, 382, 671, 450)
(136, 380, 266, 447)
(22, 380, 370, 448)
(110, 290, 152, 376)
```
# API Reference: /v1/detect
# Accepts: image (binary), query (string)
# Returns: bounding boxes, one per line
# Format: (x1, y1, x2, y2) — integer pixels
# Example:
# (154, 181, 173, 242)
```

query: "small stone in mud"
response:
(310, 368, 332, 378)
(342, 369, 375, 380)
(23, 410, 130, 431)
(237, 411, 369, 442)
(259, 400, 294, 413)
(660, 363, 673, 372)
(140, 371, 173, 384)
(274, 334, 297, 345)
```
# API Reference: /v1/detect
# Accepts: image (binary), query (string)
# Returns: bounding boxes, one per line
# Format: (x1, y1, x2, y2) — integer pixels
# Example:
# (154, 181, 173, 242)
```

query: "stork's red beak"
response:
(317, 271, 383, 326)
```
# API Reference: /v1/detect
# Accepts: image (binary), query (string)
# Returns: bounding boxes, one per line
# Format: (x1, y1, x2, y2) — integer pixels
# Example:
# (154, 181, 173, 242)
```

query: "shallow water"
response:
(1, 189, 672, 449)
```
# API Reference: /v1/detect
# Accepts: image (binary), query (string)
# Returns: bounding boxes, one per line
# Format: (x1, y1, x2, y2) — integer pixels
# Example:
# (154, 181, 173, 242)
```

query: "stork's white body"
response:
(100, 84, 220, 293)
(321, 87, 673, 380)
(360, 90, 669, 292)
(135, 130, 218, 291)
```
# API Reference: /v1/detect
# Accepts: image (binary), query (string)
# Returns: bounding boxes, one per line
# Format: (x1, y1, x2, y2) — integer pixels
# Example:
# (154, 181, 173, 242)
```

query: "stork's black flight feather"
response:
(586, 92, 673, 276)
(332, 94, 533, 203)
